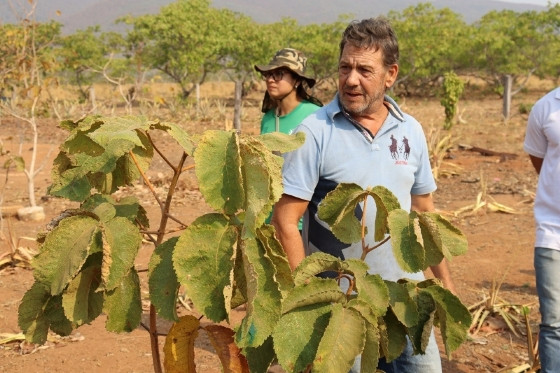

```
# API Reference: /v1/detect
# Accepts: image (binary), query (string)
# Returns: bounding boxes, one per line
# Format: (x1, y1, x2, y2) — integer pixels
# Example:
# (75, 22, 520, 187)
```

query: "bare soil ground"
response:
(0, 81, 555, 372)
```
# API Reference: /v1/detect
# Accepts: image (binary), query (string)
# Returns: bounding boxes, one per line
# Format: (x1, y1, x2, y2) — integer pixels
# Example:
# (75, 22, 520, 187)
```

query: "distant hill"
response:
(0, 0, 547, 33)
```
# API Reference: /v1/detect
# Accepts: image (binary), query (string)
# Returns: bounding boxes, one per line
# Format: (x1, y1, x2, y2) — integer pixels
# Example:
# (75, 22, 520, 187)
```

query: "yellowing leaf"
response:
(204, 324, 250, 373)
(163, 315, 200, 373)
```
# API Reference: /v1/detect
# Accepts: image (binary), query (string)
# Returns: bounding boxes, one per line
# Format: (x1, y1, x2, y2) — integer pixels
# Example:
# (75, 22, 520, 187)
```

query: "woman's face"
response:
(263, 68, 298, 100)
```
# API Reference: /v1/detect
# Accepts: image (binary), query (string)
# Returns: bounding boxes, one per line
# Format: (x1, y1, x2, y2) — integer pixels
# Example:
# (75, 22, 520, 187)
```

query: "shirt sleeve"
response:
(524, 104, 547, 158)
(281, 125, 320, 201)
(411, 124, 437, 196)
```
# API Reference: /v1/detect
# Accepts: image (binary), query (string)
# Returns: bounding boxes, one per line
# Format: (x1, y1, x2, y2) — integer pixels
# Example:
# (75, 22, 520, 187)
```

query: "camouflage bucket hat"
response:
(255, 48, 316, 88)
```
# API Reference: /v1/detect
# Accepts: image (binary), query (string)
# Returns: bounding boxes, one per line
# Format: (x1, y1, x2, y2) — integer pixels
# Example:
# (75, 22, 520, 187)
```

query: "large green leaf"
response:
(107, 136, 153, 192)
(101, 217, 142, 291)
(195, 130, 244, 215)
(417, 213, 445, 267)
(346, 299, 379, 327)
(379, 309, 407, 362)
(56, 117, 155, 197)
(103, 268, 142, 333)
(149, 237, 180, 322)
(18, 282, 53, 344)
(48, 152, 92, 202)
(317, 184, 403, 245)
(281, 277, 345, 314)
(77, 138, 137, 175)
(420, 212, 468, 259)
(387, 209, 425, 273)
(62, 258, 103, 327)
(150, 120, 196, 155)
(293, 252, 344, 286)
(406, 291, 436, 355)
(239, 138, 279, 237)
(273, 304, 332, 373)
(46, 294, 74, 338)
(62, 129, 104, 157)
(243, 336, 276, 373)
(419, 284, 471, 357)
(61, 115, 103, 134)
(85, 116, 152, 146)
(256, 225, 294, 297)
(33, 215, 99, 295)
(236, 238, 282, 348)
(354, 273, 390, 318)
(174, 213, 237, 322)
(82, 194, 149, 227)
(313, 304, 365, 373)
(148, 237, 179, 321)
(361, 320, 381, 373)
(18, 281, 73, 344)
(317, 183, 366, 244)
(369, 186, 401, 242)
(384, 280, 419, 328)
(258, 131, 305, 154)
(50, 137, 138, 201)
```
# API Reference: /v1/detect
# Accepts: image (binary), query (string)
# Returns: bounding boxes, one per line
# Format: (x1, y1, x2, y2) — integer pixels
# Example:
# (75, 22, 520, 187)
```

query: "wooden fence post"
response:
(233, 80, 242, 132)
(502, 74, 512, 121)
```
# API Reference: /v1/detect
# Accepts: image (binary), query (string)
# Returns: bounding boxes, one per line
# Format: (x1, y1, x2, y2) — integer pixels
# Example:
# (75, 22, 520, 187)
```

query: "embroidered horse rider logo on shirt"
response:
(389, 135, 410, 164)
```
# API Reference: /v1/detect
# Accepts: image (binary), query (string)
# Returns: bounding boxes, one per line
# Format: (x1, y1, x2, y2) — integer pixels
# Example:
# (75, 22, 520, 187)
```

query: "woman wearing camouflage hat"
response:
(255, 48, 322, 135)
(255, 48, 322, 230)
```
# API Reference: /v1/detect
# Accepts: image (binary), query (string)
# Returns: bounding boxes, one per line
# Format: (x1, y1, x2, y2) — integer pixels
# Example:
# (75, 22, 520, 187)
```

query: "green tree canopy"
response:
(389, 3, 470, 95)
(123, 0, 230, 99)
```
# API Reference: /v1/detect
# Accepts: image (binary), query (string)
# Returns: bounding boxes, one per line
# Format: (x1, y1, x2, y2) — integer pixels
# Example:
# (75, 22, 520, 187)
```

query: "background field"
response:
(0, 78, 556, 372)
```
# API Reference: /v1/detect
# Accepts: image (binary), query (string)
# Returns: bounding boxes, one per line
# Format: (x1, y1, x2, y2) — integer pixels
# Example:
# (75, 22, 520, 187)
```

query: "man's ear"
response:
(385, 64, 399, 89)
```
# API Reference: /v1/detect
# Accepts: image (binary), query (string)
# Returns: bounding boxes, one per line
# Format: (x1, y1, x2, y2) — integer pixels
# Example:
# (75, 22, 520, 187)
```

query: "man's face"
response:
(338, 44, 398, 118)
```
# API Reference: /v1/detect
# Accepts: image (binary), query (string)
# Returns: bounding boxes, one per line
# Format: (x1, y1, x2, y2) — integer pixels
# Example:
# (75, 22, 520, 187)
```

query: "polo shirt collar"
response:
(327, 93, 405, 122)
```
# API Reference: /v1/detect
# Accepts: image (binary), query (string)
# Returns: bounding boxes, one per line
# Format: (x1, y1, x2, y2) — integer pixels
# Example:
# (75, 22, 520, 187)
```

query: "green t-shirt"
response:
(261, 100, 321, 228)
(260, 100, 321, 135)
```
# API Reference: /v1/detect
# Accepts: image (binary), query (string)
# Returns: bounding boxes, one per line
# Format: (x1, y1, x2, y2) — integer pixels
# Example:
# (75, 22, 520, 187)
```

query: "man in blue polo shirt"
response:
(272, 17, 455, 373)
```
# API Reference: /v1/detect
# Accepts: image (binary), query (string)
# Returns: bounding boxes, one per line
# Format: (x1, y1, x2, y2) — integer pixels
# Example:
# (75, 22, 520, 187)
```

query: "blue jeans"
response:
(349, 330, 441, 373)
(534, 247, 560, 373)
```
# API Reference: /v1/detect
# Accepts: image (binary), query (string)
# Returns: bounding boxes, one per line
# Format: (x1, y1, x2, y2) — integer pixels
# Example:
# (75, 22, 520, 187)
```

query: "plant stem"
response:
(129, 151, 165, 209)
(361, 236, 391, 261)
(130, 146, 188, 373)
(150, 151, 188, 373)
(147, 132, 177, 171)
(361, 196, 368, 253)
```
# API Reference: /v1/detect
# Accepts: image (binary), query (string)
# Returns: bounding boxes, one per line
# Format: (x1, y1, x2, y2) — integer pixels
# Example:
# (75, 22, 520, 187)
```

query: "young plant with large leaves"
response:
(17, 115, 305, 372)
(269, 183, 471, 372)
(18, 114, 198, 372)
(19, 114, 470, 373)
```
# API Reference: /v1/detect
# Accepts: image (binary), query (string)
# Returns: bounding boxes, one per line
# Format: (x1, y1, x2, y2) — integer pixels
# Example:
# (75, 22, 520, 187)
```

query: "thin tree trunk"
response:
(233, 80, 242, 132)
(502, 74, 512, 120)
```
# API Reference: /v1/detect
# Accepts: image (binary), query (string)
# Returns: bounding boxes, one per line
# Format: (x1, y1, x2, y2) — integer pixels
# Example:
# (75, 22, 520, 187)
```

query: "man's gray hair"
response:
(339, 17, 399, 67)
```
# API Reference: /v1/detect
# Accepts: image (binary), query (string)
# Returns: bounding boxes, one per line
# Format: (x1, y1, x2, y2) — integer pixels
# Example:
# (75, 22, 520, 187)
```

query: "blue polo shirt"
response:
(282, 94, 436, 281)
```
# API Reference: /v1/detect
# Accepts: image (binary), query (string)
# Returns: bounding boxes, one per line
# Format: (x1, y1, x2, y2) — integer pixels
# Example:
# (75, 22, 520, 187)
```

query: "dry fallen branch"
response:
(458, 144, 518, 161)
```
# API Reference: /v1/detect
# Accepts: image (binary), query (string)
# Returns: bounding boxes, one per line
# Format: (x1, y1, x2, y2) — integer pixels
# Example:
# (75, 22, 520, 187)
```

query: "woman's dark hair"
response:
(339, 17, 399, 67)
